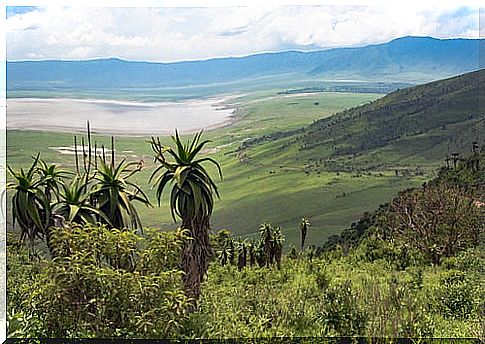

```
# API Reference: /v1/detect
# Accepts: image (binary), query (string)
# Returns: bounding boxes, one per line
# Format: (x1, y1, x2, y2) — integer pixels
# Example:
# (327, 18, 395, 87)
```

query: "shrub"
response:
(315, 280, 367, 336)
(9, 224, 192, 338)
(7, 233, 45, 337)
(435, 270, 478, 319)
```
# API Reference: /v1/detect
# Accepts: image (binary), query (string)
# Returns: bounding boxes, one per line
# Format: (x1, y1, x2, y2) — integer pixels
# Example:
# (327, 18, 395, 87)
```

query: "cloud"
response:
(6, 5, 480, 62)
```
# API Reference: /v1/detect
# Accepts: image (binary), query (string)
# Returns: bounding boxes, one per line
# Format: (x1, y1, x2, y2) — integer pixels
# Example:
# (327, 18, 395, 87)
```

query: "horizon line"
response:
(7, 35, 482, 64)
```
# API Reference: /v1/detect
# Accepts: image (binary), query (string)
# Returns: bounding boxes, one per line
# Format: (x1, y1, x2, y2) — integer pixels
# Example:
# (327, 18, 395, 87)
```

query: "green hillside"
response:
(240, 69, 483, 172)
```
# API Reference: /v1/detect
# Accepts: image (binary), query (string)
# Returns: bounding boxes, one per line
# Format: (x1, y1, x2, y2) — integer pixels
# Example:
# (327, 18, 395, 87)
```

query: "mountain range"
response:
(7, 36, 483, 94)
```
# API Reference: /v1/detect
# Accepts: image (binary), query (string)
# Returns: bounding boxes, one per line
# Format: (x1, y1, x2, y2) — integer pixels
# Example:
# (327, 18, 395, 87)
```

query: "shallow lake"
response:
(7, 97, 236, 136)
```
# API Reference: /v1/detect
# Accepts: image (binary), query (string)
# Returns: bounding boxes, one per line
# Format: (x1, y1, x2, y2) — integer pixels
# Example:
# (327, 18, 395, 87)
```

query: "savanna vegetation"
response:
(6, 125, 484, 339)
(6, 70, 484, 340)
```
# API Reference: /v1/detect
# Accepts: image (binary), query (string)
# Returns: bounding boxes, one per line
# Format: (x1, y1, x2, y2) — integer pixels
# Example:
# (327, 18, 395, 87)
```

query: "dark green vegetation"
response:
(240, 69, 483, 172)
(7, 36, 482, 99)
(7, 150, 484, 338)
(298, 69, 483, 169)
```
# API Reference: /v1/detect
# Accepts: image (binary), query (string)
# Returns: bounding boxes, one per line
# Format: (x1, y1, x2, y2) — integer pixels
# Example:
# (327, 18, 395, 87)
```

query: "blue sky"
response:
(5, 4, 481, 62)
(6, 6, 38, 18)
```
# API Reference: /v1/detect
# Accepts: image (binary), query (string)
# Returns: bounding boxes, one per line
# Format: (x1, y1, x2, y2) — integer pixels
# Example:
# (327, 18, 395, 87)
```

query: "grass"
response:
(6, 91, 430, 248)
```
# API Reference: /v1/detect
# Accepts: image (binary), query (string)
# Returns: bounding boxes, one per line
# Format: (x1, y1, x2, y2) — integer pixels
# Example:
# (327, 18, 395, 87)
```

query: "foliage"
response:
(36, 158, 72, 202)
(434, 270, 479, 319)
(7, 154, 52, 249)
(315, 280, 367, 335)
(185, 250, 483, 338)
(149, 131, 222, 221)
(7, 131, 151, 251)
(214, 223, 285, 270)
(8, 224, 191, 338)
(7, 233, 45, 337)
(319, 150, 484, 266)
(52, 175, 109, 226)
(91, 159, 151, 230)
(150, 130, 222, 299)
(386, 182, 482, 264)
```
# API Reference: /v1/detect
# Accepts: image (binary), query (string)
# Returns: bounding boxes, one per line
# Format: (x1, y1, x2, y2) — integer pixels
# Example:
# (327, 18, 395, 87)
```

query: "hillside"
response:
(242, 69, 483, 172)
(7, 36, 482, 94)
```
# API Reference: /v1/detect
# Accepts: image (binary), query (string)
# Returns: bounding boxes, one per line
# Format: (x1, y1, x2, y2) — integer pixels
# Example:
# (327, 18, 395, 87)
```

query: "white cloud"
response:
(6, 5, 480, 62)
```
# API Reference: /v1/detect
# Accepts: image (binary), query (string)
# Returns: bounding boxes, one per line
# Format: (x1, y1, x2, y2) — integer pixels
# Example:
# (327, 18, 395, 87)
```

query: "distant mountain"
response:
(7, 36, 483, 95)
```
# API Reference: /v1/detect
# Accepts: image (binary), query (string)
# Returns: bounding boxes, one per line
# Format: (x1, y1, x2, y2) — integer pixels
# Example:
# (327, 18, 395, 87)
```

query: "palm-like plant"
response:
(237, 240, 247, 271)
(37, 159, 71, 202)
(217, 244, 230, 266)
(149, 130, 222, 299)
(247, 241, 256, 267)
(7, 154, 51, 249)
(92, 159, 150, 230)
(259, 222, 273, 267)
(256, 222, 285, 268)
(300, 216, 311, 251)
(271, 226, 284, 269)
(53, 176, 110, 225)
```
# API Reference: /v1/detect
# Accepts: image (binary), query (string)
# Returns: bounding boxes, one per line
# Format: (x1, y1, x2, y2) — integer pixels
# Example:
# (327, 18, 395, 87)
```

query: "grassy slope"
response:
(297, 69, 483, 169)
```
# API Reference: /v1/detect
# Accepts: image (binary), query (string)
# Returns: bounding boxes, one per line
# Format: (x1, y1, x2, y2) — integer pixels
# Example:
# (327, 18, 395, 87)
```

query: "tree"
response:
(149, 130, 222, 300)
(386, 183, 482, 264)
(300, 216, 310, 251)
(256, 222, 285, 268)
(271, 226, 284, 269)
(258, 222, 273, 267)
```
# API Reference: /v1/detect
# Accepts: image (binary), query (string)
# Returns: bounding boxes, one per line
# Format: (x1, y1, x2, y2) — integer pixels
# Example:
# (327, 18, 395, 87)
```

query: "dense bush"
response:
(434, 270, 479, 319)
(7, 224, 192, 338)
(7, 233, 45, 337)
(315, 280, 367, 335)
(182, 250, 483, 338)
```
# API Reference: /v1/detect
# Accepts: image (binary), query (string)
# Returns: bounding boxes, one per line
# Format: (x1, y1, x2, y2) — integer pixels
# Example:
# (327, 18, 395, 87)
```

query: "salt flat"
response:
(7, 97, 236, 136)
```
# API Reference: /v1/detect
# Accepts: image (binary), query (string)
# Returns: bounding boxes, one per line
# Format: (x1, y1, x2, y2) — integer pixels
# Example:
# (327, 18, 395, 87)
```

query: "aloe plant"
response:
(53, 175, 110, 225)
(37, 159, 72, 202)
(7, 154, 51, 249)
(149, 130, 222, 299)
(91, 159, 150, 230)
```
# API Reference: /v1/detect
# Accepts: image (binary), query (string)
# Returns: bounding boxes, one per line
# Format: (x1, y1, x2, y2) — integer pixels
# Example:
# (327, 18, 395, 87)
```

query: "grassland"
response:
(7, 91, 432, 248)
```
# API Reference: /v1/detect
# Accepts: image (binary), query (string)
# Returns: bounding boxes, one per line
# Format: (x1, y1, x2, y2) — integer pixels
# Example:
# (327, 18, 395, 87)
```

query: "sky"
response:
(4, 2, 483, 62)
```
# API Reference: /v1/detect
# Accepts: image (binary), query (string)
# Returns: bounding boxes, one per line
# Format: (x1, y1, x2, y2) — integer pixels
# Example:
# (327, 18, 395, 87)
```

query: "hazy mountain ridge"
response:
(7, 36, 483, 93)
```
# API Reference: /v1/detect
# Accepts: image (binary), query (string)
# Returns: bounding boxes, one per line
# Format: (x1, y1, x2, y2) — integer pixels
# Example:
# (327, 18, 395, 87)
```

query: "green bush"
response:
(435, 270, 478, 319)
(315, 280, 367, 336)
(8, 224, 192, 338)
(7, 233, 45, 337)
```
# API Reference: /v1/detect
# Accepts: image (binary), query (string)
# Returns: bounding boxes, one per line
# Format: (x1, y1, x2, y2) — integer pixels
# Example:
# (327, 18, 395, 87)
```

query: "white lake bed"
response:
(7, 97, 237, 136)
